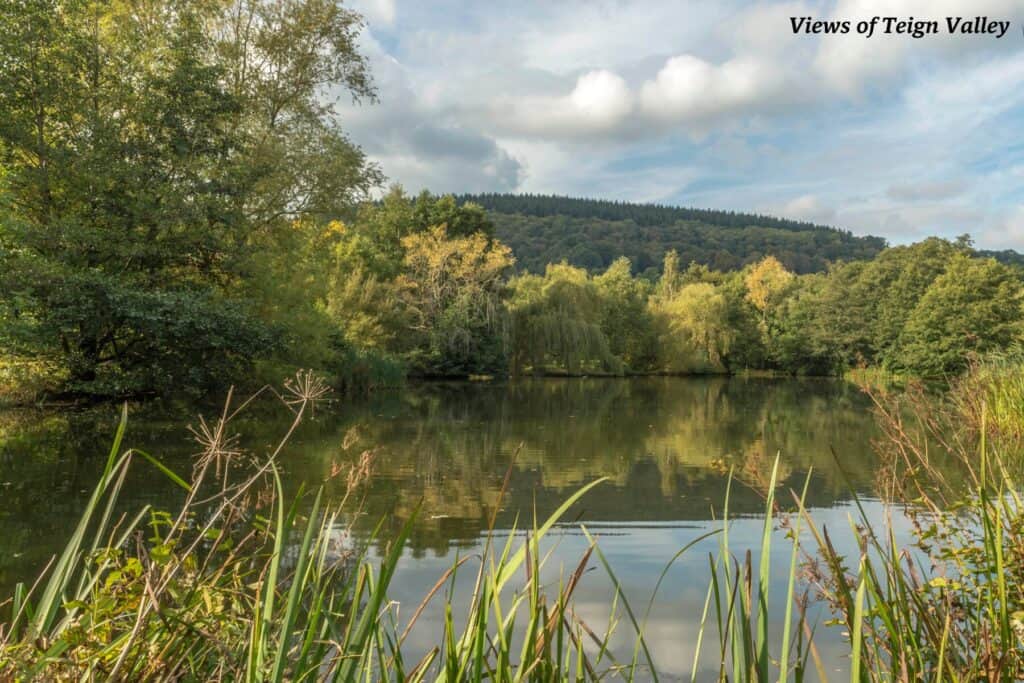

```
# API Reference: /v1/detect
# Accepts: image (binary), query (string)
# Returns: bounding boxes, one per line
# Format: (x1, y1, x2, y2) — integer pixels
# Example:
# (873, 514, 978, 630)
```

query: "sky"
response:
(335, 0, 1024, 249)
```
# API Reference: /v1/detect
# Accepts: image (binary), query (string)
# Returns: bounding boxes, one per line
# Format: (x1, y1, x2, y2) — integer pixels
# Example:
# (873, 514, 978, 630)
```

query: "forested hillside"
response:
(977, 248, 1024, 267)
(458, 193, 888, 274)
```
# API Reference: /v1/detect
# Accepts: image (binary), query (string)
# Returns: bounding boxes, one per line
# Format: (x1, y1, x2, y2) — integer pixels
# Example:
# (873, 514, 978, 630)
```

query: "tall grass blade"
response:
(779, 470, 812, 683)
(29, 403, 129, 637)
(850, 556, 867, 683)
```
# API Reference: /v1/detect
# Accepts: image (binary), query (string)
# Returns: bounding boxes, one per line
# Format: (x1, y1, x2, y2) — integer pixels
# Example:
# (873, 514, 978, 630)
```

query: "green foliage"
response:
(0, 0, 379, 398)
(397, 226, 514, 376)
(976, 247, 1024, 268)
(717, 273, 767, 371)
(331, 187, 421, 280)
(327, 341, 406, 394)
(412, 191, 494, 238)
(951, 346, 1024, 444)
(762, 240, 1024, 376)
(807, 360, 1024, 681)
(866, 238, 960, 367)
(458, 193, 888, 274)
(323, 228, 1024, 381)
(652, 283, 735, 373)
(1, 0, 1021, 398)
(770, 275, 846, 376)
(594, 258, 657, 370)
(507, 264, 624, 376)
(895, 254, 1023, 376)
(325, 190, 513, 378)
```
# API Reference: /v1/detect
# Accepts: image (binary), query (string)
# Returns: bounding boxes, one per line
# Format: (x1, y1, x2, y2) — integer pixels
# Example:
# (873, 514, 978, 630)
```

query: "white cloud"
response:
(568, 70, 633, 127)
(515, 0, 735, 74)
(331, 0, 1024, 248)
(724, 1, 816, 56)
(334, 27, 524, 193)
(814, 0, 1024, 95)
(639, 55, 783, 125)
(486, 70, 634, 139)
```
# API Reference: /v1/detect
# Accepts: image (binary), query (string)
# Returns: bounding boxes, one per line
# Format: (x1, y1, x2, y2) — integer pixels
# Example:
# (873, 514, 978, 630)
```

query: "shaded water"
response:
(0, 377, 904, 678)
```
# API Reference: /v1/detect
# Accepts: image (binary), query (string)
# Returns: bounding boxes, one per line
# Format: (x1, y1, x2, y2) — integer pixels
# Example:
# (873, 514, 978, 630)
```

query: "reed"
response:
(1, 358, 1021, 681)
(804, 360, 1024, 681)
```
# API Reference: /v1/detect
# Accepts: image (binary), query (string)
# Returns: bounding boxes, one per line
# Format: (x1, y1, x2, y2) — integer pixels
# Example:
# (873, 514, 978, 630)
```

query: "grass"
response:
(0, 356, 62, 406)
(949, 345, 1024, 446)
(842, 367, 906, 393)
(1, 358, 1022, 681)
(817, 365, 1024, 681)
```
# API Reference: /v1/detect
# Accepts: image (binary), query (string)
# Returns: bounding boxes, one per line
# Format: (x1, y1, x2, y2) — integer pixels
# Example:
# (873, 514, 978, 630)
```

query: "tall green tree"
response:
(0, 0, 378, 395)
(652, 283, 734, 373)
(595, 257, 656, 371)
(863, 238, 959, 368)
(896, 255, 1023, 376)
(508, 264, 622, 376)
(771, 274, 846, 375)
(744, 255, 794, 328)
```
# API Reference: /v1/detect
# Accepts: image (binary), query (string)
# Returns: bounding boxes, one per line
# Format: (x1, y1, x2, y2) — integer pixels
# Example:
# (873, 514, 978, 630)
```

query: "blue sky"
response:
(336, 0, 1024, 249)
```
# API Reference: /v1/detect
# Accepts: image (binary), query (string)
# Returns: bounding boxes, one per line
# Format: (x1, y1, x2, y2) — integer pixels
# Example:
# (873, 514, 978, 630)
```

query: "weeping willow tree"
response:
(508, 264, 623, 376)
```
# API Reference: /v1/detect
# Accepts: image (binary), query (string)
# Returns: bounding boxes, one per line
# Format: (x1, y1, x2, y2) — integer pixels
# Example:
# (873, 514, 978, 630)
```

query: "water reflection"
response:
(0, 377, 881, 597)
(333, 377, 881, 555)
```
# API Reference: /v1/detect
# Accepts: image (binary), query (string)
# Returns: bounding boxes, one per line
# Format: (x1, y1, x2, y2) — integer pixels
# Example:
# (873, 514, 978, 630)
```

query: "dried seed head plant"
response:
(800, 361, 1024, 682)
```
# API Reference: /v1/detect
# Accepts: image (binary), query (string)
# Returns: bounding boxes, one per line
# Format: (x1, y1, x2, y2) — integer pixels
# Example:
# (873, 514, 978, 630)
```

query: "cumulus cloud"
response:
(335, 27, 524, 193)
(639, 55, 784, 126)
(568, 70, 633, 127)
(482, 0, 1024, 140)
(330, 0, 1024, 248)
(490, 69, 633, 139)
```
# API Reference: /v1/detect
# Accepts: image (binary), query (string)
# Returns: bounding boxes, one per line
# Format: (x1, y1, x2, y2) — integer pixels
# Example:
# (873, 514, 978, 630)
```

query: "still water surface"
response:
(0, 377, 907, 679)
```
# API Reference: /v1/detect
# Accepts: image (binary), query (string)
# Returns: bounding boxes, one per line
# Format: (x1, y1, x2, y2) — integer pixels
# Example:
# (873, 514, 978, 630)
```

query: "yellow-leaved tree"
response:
(744, 256, 794, 327)
(652, 283, 734, 373)
(397, 226, 515, 375)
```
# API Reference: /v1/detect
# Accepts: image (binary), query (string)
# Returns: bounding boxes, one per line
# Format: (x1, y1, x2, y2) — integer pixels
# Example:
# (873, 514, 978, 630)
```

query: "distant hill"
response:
(456, 193, 889, 275)
(977, 248, 1024, 268)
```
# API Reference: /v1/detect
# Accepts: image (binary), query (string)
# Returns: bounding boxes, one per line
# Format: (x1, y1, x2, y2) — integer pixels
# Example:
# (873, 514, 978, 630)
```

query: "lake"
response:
(0, 377, 908, 680)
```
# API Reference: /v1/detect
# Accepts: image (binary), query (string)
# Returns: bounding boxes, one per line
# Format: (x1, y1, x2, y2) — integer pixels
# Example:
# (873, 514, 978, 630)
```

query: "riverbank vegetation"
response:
(2, 0, 1023, 404)
(5, 180, 1024, 400)
(322, 198, 1024, 381)
(2, 356, 1023, 680)
(0, 0, 380, 401)
(809, 351, 1024, 680)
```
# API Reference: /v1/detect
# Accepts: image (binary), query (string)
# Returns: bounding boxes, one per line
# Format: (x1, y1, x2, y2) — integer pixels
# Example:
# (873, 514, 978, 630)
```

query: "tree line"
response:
(1, 0, 1021, 400)
(459, 193, 867, 233)
(315, 189, 1024, 383)
(459, 194, 889, 275)
(459, 194, 1024, 274)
